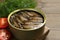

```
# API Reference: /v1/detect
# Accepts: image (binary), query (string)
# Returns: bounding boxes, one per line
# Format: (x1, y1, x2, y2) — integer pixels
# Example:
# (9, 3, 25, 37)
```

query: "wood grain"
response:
(41, 0, 60, 3)
(46, 13, 60, 40)
(44, 14, 60, 40)
(37, 0, 60, 40)
(37, 0, 60, 14)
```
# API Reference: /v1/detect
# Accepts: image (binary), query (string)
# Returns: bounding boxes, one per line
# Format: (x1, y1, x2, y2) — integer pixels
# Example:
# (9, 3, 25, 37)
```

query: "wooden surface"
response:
(37, 0, 60, 40)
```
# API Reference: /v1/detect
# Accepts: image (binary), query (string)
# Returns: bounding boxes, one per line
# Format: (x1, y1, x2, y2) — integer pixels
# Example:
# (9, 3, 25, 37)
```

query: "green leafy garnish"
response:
(0, 0, 37, 17)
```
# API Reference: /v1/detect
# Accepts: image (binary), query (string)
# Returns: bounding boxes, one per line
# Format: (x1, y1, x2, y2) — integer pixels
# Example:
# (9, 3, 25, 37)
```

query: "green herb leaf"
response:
(0, 0, 37, 17)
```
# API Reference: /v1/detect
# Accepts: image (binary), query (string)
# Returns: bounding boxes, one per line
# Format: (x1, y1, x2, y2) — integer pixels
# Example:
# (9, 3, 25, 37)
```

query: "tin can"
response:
(8, 9, 46, 40)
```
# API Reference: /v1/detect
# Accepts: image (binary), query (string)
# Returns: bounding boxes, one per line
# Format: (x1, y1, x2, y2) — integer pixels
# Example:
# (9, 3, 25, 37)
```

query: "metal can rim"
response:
(8, 8, 46, 31)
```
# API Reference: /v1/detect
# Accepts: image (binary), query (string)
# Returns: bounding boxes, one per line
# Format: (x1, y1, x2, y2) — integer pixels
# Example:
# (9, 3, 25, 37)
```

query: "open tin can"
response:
(8, 9, 46, 40)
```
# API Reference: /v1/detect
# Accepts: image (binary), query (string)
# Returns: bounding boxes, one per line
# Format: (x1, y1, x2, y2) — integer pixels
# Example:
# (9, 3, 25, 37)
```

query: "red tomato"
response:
(0, 18, 9, 28)
(0, 29, 11, 40)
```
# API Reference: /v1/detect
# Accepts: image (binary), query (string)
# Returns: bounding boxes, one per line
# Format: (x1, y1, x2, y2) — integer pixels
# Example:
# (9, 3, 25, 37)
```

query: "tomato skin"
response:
(0, 29, 11, 40)
(0, 18, 9, 28)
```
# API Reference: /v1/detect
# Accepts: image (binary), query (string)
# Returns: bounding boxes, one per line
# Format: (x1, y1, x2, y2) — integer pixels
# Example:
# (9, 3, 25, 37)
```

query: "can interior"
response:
(8, 9, 45, 31)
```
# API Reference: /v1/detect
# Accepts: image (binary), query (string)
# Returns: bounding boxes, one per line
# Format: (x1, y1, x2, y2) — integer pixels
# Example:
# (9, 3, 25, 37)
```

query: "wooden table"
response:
(37, 0, 60, 40)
